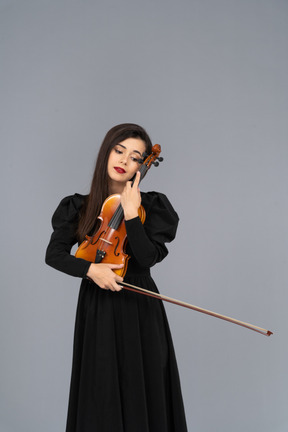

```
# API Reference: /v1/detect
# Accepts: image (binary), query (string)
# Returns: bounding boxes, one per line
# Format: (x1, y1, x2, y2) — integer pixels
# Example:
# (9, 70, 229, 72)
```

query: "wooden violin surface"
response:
(75, 194, 145, 277)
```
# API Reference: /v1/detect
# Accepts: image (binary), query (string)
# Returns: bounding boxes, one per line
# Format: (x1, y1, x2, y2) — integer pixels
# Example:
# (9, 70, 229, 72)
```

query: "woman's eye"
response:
(131, 157, 140, 162)
(115, 149, 122, 154)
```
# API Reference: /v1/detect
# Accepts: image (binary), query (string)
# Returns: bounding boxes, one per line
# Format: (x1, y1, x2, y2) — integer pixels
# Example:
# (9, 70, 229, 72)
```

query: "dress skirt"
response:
(65, 272, 187, 432)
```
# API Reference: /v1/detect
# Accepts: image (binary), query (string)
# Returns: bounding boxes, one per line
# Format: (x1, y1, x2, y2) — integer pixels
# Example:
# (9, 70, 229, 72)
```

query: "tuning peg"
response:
(157, 157, 164, 162)
(152, 161, 159, 167)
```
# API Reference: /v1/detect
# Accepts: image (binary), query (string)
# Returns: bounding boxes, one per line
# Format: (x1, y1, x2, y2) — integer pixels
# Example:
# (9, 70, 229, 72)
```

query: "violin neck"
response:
(131, 164, 148, 186)
(109, 204, 124, 230)
(109, 165, 148, 230)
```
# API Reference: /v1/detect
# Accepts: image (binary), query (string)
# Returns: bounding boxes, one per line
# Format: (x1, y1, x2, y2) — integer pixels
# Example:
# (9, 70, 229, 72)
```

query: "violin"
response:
(75, 144, 163, 277)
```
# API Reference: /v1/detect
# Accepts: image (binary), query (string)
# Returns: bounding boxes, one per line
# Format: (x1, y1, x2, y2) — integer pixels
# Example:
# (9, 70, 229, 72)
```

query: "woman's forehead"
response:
(116, 137, 146, 154)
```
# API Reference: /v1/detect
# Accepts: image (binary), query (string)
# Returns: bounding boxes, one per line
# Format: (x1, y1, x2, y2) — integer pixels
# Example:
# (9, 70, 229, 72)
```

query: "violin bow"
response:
(120, 281, 273, 337)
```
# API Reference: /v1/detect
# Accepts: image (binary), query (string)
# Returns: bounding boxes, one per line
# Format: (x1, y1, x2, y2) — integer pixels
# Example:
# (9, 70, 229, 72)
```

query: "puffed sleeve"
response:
(45, 194, 91, 278)
(125, 192, 179, 268)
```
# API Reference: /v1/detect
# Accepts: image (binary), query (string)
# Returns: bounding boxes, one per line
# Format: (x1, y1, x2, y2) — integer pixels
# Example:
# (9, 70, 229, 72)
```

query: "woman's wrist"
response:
(124, 210, 139, 220)
(86, 263, 96, 278)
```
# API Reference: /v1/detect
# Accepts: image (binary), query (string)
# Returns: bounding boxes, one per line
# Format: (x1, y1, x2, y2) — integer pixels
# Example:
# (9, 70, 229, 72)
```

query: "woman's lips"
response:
(114, 167, 126, 174)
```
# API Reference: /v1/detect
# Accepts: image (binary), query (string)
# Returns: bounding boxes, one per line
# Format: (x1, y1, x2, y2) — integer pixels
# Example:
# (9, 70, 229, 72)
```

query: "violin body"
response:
(75, 194, 146, 277)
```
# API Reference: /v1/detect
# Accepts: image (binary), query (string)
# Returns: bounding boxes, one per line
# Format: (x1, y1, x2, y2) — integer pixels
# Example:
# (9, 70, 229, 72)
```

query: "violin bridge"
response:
(99, 238, 113, 245)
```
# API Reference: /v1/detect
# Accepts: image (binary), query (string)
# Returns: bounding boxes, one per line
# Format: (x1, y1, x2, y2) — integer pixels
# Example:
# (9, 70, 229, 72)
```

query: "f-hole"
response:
(114, 236, 120, 256)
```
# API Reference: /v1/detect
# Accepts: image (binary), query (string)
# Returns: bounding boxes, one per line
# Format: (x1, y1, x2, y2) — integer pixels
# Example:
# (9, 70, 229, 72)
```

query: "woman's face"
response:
(107, 137, 146, 193)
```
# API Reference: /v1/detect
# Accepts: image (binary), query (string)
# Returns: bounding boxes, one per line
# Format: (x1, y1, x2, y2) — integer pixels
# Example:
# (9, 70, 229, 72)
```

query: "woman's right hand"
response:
(86, 263, 124, 291)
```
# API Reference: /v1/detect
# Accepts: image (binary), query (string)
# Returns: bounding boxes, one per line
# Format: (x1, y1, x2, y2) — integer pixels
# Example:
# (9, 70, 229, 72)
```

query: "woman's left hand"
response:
(121, 171, 141, 220)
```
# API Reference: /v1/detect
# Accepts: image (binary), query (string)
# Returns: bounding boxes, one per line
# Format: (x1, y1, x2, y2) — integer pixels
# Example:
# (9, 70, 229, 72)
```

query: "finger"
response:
(114, 282, 123, 292)
(108, 263, 124, 269)
(133, 171, 141, 188)
(125, 180, 133, 189)
(106, 281, 121, 292)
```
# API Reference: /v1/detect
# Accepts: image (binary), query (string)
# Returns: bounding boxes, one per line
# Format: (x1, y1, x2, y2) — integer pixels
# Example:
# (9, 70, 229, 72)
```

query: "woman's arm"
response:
(46, 194, 123, 290)
(121, 176, 179, 268)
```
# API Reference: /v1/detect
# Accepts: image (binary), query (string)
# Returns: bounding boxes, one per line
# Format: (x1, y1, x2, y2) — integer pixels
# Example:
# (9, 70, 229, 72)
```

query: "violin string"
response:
(76, 147, 160, 265)
(109, 162, 148, 230)
(98, 160, 150, 253)
(109, 204, 123, 229)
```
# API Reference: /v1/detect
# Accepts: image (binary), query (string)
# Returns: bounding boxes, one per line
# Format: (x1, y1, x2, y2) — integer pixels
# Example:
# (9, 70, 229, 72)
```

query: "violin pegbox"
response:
(138, 144, 163, 180)
(144, 144, 163, 167)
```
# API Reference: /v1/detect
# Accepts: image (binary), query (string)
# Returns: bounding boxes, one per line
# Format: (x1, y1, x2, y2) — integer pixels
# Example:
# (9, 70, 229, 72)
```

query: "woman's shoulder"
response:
(141, 191, 179, 221)
(58, 193, 87, 207)
(56, 193, 87, 212)
(52, 193, 88, 223)
(141, 191, 176, 208)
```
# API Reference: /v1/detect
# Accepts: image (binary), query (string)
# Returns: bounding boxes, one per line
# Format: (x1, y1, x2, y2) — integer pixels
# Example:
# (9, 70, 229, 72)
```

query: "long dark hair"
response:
(77, 123, 153, 241)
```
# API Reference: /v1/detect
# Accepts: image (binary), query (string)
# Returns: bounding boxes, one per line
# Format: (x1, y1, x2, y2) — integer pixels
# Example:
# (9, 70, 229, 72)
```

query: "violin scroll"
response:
(137, 144, 163, 180)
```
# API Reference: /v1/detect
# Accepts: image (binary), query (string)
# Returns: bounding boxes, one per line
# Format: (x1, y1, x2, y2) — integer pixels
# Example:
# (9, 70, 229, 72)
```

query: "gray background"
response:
(1, 0, 287, 431)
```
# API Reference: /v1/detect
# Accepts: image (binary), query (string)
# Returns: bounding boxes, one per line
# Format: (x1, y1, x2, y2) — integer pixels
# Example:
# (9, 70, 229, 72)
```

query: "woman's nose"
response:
(120, 155, 127, 164)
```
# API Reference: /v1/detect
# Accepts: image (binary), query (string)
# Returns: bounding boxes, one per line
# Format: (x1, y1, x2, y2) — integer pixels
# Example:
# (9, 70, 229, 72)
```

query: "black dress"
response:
(46, 191, 187, 432)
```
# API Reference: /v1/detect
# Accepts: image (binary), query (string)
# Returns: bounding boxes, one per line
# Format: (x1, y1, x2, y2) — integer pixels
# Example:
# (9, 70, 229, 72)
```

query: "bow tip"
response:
(266, 330, 273, 336)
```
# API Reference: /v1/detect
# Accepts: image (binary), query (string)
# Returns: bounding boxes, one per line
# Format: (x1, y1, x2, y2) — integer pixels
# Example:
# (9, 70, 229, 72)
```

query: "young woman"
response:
(46, 123, 187, 432)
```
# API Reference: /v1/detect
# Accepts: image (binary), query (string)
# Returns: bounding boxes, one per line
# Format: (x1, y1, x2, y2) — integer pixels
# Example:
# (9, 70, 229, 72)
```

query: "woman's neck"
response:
(108, 180, 125, 195)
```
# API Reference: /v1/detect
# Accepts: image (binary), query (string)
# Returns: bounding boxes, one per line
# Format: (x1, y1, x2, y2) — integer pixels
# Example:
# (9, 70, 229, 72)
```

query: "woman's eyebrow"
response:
(117, 143, 142, 156)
